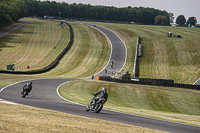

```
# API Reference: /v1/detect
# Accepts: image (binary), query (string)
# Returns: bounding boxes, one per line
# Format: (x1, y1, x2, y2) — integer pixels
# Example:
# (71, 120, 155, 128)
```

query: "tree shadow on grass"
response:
(0, 35, 17, 52)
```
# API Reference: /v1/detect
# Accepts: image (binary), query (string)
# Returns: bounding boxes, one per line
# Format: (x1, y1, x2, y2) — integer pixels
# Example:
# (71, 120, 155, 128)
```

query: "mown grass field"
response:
(38, 22, 111, 78)
(86, 22, 200, 84)
(0, 18, 68, 70)
(0, 18, 200, 132)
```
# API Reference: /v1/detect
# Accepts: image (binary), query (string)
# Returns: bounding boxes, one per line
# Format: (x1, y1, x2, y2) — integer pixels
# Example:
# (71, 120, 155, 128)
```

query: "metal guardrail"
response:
(99, 76, 200, 90)
(133, 36, 141, 78)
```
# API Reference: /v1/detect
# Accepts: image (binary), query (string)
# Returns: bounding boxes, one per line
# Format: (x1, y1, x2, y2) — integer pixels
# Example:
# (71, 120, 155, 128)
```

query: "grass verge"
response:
(59, 80, 200, 126)
(0, 103, 166, 133)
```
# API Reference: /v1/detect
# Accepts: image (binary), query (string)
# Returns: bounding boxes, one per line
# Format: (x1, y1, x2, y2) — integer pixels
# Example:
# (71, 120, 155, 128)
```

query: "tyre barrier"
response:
(98, 76, 200, 90)
(0, 23, 74, 74)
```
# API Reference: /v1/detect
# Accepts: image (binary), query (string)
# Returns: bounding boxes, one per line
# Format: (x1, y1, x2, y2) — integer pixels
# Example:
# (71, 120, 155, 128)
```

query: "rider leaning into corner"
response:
(93, 87, 108, 107)
(21, 82, 33, 95)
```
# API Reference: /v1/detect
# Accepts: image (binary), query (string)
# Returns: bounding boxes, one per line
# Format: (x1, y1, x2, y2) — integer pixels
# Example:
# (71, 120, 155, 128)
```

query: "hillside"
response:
(0, 19, 200, 131)
(87, 22, 200, 84)
(59, 80, 200, 126)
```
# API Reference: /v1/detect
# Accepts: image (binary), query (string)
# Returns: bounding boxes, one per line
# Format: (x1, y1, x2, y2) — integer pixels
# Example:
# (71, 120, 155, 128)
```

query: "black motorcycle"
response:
(21, 85, 32, 98)
(86, 96, 107, 113)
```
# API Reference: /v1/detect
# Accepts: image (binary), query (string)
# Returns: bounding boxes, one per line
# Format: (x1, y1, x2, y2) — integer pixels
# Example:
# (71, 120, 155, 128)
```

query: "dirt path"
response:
(0, 21, 29, 38)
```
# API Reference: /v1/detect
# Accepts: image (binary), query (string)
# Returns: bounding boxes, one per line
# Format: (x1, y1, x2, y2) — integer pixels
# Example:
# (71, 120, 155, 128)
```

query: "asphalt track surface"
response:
(83, 23, 127, 76)
(1, 23, 200, 133)
(193, 78, 200, 85)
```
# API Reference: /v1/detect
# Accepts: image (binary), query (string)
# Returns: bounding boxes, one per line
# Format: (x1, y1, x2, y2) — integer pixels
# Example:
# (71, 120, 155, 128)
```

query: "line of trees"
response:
(23, 0, 171, 25)
(0, 0, 27, 27)
(1, 0, 173, 28)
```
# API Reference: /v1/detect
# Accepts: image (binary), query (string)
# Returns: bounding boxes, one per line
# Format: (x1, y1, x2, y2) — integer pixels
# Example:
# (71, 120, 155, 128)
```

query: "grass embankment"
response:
(1, 19, 200, 132)
(39, 23, 111, 78)
(0, 103, 165, 133)
(59, 80, 200, 126)
(0, 18, 110, 78)
(0, 21, 24, 35)
(0, 18, 67, 70)
(86, 22, 200, 84)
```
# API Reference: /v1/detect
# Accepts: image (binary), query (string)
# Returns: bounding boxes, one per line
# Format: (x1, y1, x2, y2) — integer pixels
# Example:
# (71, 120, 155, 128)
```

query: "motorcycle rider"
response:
(92, 87, 108, 108)
(21, 82, 32, 96)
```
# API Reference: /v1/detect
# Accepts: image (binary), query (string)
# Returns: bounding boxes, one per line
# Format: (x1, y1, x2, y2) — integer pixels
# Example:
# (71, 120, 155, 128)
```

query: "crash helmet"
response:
(102, 87, 107, 92)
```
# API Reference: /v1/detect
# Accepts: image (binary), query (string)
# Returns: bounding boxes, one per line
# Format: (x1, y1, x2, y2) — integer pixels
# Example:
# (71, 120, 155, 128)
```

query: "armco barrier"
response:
(133, 36, 141, 78)
(0, 23, 74, 74)
(98, 76, 200, 90)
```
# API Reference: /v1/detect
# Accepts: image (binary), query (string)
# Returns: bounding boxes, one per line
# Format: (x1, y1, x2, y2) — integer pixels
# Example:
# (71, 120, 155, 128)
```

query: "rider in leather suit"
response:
(92, 87, 108, 106)
(21, 82, 32, 95)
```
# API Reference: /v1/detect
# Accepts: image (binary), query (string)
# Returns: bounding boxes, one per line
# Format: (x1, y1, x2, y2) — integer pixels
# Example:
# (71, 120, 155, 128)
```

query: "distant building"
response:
(44, 16, 55, 19)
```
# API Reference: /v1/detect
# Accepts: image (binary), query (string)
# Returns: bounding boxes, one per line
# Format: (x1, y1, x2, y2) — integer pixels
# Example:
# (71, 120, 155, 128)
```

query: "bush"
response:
(0, 14, 12, 26)
(154, 15, 168, 26)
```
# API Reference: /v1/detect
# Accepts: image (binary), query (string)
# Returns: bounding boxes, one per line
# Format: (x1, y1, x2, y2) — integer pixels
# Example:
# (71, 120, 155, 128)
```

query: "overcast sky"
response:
(42, 0, 200, 23)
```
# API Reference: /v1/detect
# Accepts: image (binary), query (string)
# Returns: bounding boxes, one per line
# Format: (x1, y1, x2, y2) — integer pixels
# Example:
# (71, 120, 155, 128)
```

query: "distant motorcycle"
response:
(21, 82, 32, 98)
(86, 95, 107, 113)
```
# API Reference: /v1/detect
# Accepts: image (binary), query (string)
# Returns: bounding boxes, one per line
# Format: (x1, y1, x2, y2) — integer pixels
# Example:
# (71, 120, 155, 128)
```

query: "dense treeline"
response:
(0, 0, 27, 27)
(23, 0, 170, 25)
(0, 0, 171, 28)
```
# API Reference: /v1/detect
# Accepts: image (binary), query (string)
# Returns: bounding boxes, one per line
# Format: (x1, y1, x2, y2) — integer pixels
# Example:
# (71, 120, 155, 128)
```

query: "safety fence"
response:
(0, 22, 73, 74)
(98, 76, 200, 90)
(133, 36, 141, 78)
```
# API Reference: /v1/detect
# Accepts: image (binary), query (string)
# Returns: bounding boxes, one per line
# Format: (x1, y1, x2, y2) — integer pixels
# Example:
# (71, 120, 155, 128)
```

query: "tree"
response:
(0, 14, 12, 27)
(0, 0, 27, 27)
(154, 15, 168, 26)
(186, 17, 197, 27)
(176, 15, 186, 25)
(169, 12, 174, 23)
(21, 0, 171, 25)
(13, 0, 27, 21)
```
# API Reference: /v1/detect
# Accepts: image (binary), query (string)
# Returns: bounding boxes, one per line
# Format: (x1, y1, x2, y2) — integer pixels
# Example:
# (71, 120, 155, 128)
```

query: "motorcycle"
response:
(21, 86, 31, 98)
(86, 95, 107, 113)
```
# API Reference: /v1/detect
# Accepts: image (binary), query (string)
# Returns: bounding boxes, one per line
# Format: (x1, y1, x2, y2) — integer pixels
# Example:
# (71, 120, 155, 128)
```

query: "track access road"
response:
(1, 23, 200, 133)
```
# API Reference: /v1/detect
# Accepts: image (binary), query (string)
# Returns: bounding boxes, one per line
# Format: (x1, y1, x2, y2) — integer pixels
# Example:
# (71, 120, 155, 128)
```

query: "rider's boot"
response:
(21, 90, 24, 95)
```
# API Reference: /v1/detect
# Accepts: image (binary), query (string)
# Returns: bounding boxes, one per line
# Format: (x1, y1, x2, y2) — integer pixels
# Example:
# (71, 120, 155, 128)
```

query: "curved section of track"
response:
(1, 78, 200, 133)
(84, 23, 127, 77)
(1, 23, 200, 133)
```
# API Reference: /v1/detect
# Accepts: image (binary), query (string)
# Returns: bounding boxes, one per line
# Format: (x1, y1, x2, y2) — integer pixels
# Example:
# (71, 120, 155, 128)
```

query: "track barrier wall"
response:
(99, 76, 200, 90)
(0, 22, 73, 74)
(133, 36, 141, 78)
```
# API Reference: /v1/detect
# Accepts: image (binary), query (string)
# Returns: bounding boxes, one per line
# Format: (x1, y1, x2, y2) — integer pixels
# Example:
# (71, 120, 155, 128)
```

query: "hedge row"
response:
(0, 23, 73, 74)
(99, 76, 200, 90)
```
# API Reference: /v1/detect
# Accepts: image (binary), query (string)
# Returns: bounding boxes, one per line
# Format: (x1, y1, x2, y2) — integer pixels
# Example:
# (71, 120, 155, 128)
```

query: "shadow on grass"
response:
(0, 34, 22, 52)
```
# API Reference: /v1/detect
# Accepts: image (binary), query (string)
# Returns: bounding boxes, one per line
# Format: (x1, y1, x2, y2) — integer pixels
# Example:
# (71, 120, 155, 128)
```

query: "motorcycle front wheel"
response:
(22, 90, 28, 98)
(94, 103, 103, 113)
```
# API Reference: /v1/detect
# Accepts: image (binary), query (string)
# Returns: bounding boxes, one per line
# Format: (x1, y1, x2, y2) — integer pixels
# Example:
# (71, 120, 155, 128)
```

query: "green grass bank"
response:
(59, 80, 200, 126)
(85, 22, 200, 84)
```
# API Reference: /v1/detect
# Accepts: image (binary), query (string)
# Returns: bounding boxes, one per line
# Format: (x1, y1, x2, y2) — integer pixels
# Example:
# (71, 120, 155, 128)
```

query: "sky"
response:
(41, 0, 200, 23)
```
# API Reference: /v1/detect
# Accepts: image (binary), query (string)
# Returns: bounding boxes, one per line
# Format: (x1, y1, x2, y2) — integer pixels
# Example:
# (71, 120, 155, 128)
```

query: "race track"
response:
(1, 78, 200, 133)
(83, 23, 127, 76)
(1, 23, 200, 133)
